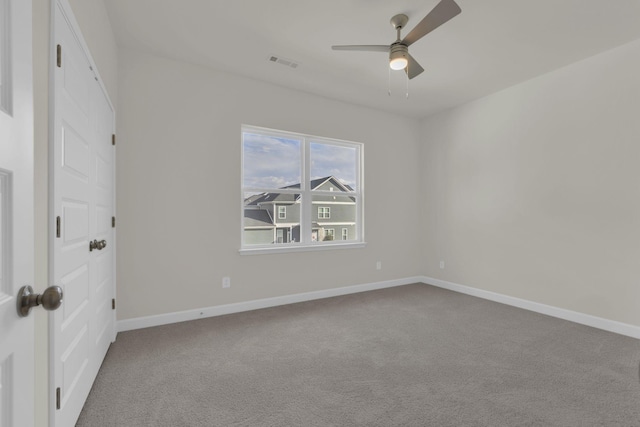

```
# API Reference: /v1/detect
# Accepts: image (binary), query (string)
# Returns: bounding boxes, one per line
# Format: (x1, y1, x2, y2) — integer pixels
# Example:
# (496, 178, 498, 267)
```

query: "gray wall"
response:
(117, 48, 424, 320)
(421, 38, 640, 327)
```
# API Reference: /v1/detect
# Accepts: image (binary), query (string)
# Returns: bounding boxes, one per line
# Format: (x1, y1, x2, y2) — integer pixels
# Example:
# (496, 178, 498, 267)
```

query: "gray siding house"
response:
(244, 176, 356, 245)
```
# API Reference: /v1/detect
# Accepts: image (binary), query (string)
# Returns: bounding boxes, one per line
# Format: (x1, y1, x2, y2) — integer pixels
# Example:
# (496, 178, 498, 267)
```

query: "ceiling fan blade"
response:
(405, 54, 425, 79)
(331, 45, 389, 52)
(401, 0, 461, 47)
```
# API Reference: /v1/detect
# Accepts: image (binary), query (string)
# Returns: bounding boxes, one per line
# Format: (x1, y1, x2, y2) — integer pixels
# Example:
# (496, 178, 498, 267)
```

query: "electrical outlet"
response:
(222, 277, 231, 288)
(376, 261, 382, 270)
(439, 261, 445, 269)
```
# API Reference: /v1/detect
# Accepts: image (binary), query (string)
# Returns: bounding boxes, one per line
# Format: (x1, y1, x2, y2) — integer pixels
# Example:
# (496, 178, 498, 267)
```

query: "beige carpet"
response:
(76, 284, 640, 426)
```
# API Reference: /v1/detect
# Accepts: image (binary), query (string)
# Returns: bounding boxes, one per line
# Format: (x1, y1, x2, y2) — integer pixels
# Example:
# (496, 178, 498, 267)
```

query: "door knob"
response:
(89, 239, 107, 251)
(17, 285, 64, 317)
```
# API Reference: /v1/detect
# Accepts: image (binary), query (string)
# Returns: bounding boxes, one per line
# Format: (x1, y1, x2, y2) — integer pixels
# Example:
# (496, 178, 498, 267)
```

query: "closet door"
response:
(51, 2, 115, 426)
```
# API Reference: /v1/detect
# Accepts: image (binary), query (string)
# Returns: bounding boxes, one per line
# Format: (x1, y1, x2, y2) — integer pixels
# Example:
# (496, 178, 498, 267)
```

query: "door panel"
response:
(62, 126, 90, 179)
(0, 0, 34, 425)
(52, 2, 115, 425)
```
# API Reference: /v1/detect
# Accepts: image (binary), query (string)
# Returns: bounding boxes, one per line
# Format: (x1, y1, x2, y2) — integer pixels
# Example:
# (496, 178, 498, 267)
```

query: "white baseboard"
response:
(421, 276, 640, 340)
(118, 275, 640, 340)
(117, 276, 423, 332)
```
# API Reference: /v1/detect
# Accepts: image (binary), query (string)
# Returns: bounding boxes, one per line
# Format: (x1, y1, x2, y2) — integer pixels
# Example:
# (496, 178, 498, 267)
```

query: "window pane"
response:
(310, 142, 357, 192)
(243, 132, 301, 189)
(311, 194, 356, 242)
(243, 192, 301, 245)
(0, 0, 10, 114)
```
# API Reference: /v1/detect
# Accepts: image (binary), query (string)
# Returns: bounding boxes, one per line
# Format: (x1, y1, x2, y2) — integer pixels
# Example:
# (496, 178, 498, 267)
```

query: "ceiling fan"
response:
(332, 0, 462, 80)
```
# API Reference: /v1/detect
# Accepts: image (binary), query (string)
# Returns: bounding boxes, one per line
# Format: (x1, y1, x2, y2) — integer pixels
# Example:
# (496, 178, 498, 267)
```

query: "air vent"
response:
(268, 55, 299, 69)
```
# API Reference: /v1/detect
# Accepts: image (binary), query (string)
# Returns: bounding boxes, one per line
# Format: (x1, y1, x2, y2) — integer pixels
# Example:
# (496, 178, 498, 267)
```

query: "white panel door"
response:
(0, 0, 34, 426)
(52, 2, 115, 426)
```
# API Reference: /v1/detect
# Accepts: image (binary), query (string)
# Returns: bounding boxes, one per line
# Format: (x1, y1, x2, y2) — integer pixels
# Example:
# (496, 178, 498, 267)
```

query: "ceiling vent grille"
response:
(268, 55, 299, 69)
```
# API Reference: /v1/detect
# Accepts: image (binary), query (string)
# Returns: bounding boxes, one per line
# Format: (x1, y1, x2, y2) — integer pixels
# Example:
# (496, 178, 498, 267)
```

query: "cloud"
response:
(243, 133, 301, 188)
(310, 143, 357, 188)
(243, 133, 358, 190)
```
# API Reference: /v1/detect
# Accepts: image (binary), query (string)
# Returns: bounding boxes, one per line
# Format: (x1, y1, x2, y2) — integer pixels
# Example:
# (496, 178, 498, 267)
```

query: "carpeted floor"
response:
(76, 284, 640, 426)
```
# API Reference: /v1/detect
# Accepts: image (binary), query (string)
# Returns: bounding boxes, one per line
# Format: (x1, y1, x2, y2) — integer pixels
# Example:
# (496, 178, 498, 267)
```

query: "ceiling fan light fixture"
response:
(389, 45, 408, 70)
(389, 56, 408, 70)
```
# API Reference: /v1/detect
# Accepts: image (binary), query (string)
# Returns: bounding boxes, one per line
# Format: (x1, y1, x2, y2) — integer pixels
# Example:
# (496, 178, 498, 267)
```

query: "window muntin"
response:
(241, 126, 363, 251)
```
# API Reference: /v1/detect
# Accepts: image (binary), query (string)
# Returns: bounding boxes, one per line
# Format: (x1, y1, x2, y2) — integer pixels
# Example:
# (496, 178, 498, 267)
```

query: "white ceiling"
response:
(104, 0, 640, 119)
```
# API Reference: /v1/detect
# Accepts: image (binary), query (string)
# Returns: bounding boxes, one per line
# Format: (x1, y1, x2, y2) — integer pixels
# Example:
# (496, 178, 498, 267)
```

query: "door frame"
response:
(47, 0, 117, 424)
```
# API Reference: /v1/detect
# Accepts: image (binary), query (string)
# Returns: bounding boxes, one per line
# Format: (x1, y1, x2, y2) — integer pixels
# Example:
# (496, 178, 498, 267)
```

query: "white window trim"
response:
(240, 242, 367, 255)
(241, 125, 364, 254)
(342, 228, 348, 240)
(318, 206, 330, 219)
(278, 205, 286, 219)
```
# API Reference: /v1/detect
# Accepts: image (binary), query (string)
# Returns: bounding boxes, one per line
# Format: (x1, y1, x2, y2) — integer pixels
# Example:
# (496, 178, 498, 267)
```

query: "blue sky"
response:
(243, 133, 357, 190)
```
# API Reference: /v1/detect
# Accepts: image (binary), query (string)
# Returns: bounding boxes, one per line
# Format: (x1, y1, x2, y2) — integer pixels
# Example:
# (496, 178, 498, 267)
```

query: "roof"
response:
(245, 192, 300, 206)
(244, 209, 273, 227)
(246, 176, 353, 205)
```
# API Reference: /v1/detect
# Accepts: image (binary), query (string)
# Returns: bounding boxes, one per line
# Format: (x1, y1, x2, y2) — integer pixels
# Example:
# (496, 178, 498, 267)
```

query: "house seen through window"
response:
(241, 126, 363, 250)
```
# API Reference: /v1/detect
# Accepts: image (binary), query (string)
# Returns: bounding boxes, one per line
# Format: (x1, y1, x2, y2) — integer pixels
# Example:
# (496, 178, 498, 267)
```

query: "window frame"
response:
(240, 125, 365, 254)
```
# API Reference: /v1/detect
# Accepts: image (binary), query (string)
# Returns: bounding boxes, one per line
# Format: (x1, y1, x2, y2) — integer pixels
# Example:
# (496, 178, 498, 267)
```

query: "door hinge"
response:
(56, 216, 61, 238)
(56, 44, 62, 68)
(112, 216, 116, 228)
(56, 387, 61, 410)
(112, 299, 116, 310)
(112, 134, 116, 146)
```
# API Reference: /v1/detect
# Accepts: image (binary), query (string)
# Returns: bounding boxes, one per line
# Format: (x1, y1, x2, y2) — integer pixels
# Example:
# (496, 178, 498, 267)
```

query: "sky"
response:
(243, 133, 357, 190)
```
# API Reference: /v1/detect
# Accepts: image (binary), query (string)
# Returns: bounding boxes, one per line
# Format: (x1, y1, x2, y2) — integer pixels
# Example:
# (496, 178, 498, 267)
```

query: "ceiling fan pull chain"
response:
(388, 66, 392, 96)
(404, 64, 410, 99)
(406, 65, 409, 99)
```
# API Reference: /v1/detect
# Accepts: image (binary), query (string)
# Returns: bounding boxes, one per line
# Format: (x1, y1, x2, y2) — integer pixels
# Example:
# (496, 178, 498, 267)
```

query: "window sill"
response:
(239, 241, 366, 256)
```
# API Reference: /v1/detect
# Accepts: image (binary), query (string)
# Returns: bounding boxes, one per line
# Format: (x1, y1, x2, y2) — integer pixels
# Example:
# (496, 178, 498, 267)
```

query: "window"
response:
(241, 125, 364, 252)
(0, 0, 12, 114)
(324, 229, 335, 241)
(318, 207, 330, 219)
